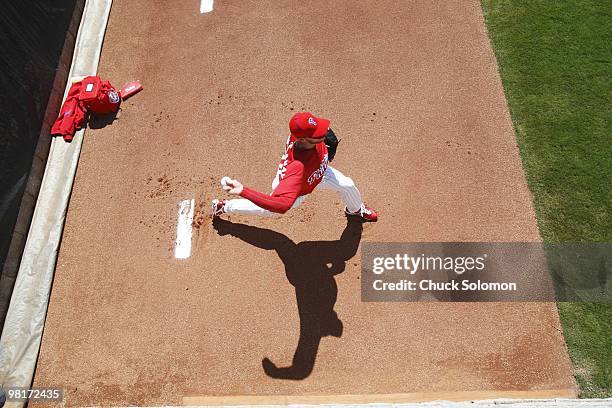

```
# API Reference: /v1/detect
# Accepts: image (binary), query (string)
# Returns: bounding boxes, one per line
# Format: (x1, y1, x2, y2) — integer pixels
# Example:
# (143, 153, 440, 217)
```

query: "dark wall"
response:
(0, 0, 77, 273)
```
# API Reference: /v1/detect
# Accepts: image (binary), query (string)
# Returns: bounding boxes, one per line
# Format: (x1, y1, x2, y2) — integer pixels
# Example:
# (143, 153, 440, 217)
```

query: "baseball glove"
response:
(325, 128, 340, 162)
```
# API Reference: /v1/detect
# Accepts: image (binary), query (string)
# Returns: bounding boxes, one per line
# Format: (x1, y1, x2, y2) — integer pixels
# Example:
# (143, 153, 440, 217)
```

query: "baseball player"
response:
(211, 112, 378, 221)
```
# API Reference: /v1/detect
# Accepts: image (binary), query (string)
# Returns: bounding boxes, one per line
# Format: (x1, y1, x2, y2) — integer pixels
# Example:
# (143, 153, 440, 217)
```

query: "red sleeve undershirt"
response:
(239, 161, 304, 213)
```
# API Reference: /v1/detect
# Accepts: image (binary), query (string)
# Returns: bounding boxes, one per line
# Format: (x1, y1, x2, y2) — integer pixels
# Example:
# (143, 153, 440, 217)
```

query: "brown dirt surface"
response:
(32, 0, 576, 406)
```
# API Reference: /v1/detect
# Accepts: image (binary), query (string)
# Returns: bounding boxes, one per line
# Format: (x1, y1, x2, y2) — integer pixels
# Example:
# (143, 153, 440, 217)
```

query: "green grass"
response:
(480, 0, 611, 398)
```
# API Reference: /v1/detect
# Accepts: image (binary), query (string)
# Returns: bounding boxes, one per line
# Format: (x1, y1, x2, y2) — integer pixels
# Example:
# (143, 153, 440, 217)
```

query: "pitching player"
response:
(211, 112, 378, 221)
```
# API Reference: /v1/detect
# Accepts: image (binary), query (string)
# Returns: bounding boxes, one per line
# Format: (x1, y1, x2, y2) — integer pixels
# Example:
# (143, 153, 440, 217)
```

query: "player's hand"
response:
(222, 178, 243, 195)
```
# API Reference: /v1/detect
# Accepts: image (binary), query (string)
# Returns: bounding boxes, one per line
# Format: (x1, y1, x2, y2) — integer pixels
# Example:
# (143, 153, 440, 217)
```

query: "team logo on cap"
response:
(308, 117, 317, 127)
(109, 90, 120, 104)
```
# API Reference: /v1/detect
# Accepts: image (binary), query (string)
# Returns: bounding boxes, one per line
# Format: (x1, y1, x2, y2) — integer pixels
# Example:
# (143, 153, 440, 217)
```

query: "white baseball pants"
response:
(223, 166, 364, 216)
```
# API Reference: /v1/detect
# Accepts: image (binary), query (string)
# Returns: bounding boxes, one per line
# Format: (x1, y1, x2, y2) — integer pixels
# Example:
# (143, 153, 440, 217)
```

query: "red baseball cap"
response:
(289, 112, 330, 139)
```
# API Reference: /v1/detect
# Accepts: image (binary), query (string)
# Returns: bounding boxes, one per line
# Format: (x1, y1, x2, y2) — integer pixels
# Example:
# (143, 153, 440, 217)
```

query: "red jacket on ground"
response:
(50, 82, 87, 142)
(51, 76, 121, 141)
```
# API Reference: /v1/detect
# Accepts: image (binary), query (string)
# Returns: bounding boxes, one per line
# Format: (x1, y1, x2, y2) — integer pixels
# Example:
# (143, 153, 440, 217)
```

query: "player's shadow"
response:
(88, 110, 119, 129)
(213, 218, 363, 380)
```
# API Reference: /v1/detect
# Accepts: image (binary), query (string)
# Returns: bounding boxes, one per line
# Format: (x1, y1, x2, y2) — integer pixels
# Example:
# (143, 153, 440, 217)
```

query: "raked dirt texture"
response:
(33, 1, 576, 405)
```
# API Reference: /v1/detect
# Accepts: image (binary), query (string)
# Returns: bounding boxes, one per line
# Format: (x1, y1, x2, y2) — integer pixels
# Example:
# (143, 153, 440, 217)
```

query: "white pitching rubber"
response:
(200, 0, 213, 13)
(174, 199, 195, 259)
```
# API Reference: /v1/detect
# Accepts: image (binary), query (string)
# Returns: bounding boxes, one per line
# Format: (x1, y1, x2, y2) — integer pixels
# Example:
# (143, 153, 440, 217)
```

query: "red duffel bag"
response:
(79, 75, 121, 114)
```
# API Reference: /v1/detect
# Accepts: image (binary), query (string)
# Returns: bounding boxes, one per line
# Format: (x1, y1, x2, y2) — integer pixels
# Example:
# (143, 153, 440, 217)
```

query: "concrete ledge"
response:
(182, 390, 578, 406)
(0, 0, 85, 332)
(0, 2, 113, 406)
(85, 398, 612, 408)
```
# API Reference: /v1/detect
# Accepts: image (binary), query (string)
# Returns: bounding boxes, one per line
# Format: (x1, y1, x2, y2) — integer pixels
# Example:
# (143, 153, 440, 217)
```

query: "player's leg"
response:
(319, 166, 378, 221)
(319, 166, 363, 212)
(212, 195, 307, 217)
(212, 172, 304, 218)
(218, 198, 274, 216)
